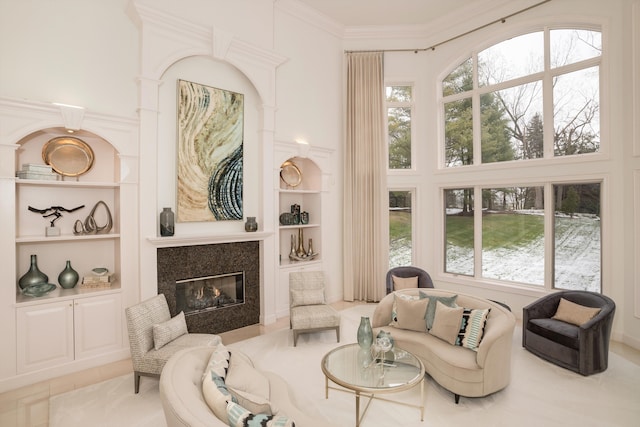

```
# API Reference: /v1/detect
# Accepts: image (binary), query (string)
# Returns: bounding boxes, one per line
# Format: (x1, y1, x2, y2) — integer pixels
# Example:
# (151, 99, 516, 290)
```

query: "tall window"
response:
(389, 190, 413, 268)
(441, 28, 602, 292)
(387, 86, 413, 169)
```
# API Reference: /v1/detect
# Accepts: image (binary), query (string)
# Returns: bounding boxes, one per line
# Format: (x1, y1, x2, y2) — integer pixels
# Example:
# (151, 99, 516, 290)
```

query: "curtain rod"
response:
(345, 0, 552, 54)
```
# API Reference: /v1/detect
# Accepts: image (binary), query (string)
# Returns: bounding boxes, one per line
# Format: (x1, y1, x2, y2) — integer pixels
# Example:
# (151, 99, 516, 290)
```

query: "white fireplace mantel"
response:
(147, 231, 272, 248)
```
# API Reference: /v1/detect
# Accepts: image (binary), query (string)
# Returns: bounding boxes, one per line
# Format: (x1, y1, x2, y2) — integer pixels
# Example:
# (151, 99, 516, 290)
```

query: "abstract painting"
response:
(177, 79, 244, 222)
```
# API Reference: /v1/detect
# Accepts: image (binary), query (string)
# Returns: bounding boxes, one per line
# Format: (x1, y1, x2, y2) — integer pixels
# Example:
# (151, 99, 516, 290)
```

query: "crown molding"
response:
(275, 0, 344, 39)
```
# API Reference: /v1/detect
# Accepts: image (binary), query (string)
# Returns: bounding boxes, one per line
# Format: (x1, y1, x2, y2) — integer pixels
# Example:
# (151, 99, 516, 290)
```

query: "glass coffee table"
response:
(321, 343, 425, 426)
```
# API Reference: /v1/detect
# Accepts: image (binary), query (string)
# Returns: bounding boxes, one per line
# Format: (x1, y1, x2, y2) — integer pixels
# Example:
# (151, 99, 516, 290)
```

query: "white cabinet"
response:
(17, 294, 122, 374)
(16, 300, 74, 373)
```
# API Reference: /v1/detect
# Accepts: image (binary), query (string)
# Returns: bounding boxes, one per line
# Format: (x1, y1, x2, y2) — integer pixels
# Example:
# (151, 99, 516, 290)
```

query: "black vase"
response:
(18, 254, 49, 290)
(58, 260, 79, 289)
(160, 207, 175, 236)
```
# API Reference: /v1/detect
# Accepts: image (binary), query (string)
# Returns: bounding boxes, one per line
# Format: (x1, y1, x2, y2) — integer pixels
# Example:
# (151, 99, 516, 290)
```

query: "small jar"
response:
(245, 217, 258, 232)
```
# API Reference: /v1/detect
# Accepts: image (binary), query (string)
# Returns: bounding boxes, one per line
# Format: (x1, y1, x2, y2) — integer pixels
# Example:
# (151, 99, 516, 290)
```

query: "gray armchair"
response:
(125, 294, 221, 393)
(289, 271, 340, 346)
(522, 290, 615, 376)
(385, 266, 434, 294)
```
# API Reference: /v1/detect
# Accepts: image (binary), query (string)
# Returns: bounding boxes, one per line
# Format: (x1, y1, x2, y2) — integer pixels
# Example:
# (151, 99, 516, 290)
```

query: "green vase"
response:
(58, 260, 79, 289)
(357, 316, 373, 350)
(18, 254, 49, 290)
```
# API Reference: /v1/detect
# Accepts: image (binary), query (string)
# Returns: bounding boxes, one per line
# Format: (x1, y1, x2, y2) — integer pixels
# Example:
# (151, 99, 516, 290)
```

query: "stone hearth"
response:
(157, 241, 260, 334)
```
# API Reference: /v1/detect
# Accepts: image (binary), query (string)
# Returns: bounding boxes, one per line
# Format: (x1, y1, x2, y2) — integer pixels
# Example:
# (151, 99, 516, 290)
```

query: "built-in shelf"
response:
(279, 224, 320, 230)
(16, 179, 120, 189)
(15, 282, 122, 306)
(16, 233, 120, 244)
(147, 231, 273, 248)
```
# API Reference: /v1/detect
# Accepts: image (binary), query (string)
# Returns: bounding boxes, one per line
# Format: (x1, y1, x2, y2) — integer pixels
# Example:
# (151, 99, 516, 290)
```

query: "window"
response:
(389, 190, 413, 268)
(443, 183, 601, 291)
(386, 86, 413, 169)
(441, 27, 603, 292)
(443, 29, 601, 166)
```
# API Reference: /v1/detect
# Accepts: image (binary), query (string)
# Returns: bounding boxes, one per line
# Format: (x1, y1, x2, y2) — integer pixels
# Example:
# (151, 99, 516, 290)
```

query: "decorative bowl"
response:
(22, 283, 56, 297)
(92, 267, 109, 276)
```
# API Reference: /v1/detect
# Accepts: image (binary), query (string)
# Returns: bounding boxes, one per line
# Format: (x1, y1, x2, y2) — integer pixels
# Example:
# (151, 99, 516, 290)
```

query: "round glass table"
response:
(321, 343, 425, 426)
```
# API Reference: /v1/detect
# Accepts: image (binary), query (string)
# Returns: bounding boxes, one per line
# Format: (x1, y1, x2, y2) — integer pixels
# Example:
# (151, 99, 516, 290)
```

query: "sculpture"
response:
(28, 205, 85, 227)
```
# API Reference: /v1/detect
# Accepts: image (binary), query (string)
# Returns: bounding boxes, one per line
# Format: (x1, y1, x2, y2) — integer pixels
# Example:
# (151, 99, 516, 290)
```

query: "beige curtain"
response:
(343, 52, 388, 302)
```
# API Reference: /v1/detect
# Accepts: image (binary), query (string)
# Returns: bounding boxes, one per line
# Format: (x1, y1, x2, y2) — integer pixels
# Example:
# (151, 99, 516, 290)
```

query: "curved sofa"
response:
(160, 346, 332, 427)
(372, 288, 516, 403)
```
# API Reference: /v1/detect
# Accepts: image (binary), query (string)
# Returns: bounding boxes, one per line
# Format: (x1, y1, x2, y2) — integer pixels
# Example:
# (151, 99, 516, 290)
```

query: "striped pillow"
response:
(456, 307, 490, 351)
(226, 401, 295, 427)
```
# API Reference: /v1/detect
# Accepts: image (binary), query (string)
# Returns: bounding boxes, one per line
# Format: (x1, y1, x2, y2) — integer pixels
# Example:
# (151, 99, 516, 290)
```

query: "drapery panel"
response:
(343, 51, 388, 302)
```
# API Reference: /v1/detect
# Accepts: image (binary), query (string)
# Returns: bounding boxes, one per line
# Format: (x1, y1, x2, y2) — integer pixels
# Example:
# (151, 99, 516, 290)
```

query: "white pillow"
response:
(290, 287, 325, 307)
(392, 275, 418, 290)
(152, 311, 188, 350)
(225, 351, 275, 415)
(430, 301, 464, 345)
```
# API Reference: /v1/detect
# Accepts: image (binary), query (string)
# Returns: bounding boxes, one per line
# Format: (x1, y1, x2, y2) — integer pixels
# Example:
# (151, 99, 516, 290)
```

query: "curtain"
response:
(343, 51, 388, 302)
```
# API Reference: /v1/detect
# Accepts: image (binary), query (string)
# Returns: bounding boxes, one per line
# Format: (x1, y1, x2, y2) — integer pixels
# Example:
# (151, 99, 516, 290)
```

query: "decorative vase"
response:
(307, 238, 314, 256)
(58, 260, 79, 289)
(160, 207, 175, 236)
(289, 234, 297, 259)
(296, 228, 306, 257)
(357, 316, 373, 350)
(18, 254, 49, 290)
(244, 217, 258, 232)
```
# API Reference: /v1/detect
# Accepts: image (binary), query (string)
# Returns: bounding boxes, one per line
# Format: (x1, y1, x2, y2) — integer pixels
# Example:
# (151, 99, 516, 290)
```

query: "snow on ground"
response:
(392, 215, 601, 292)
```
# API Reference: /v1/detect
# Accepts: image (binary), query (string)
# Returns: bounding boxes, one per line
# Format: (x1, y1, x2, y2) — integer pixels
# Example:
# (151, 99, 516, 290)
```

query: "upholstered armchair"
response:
(522, 290, 615, 376)
(385, 266, 434, 294)
(289, 271, 340, 346)
(125, 294, 221, 393)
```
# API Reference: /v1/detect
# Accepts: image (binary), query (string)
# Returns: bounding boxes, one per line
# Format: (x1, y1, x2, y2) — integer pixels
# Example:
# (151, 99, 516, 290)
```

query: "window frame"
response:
(436, 23, 608, 294)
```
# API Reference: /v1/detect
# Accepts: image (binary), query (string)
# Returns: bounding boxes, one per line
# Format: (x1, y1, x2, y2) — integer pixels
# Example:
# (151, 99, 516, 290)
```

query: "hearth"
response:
(157, 241, 260, 334)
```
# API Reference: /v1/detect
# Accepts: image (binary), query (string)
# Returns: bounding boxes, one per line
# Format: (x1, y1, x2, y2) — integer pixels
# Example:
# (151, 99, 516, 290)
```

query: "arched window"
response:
(440, 28, 603, 292)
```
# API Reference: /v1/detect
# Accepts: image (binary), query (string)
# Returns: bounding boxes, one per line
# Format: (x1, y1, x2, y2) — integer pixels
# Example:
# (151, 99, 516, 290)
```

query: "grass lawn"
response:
(445, 212, 544, 249)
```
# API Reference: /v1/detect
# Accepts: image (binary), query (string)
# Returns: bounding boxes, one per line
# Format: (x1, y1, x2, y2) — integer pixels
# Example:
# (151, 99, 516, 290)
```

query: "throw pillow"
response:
(552, 297, 601, 326)
(229, 388, 273, 416)
(152, 311, 188, 350)
(419, 292, 459, 330)
(395, 296, 430, 332)
(389, 293, 421, 327)
(203, 372, 236, 421)
(202, 344, 231, 381)
(456, 307, 491, 351)
(290, 287, 325, 307)
(226, 401, 295, 427)
(429, 301, 464, 345)
(392, 275, 418, 290)
(225, 351, 273, 414)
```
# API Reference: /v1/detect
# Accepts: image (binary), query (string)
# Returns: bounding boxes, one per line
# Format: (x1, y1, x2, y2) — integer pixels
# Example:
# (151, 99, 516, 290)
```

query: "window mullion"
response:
(474, 186, 483, 278)
(544, 182, 555, 290)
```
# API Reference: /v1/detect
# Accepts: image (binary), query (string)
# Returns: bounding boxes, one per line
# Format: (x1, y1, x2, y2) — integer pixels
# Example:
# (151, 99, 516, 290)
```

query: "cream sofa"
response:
(372, 288, 516, 403)
(160, 346, 332, 427)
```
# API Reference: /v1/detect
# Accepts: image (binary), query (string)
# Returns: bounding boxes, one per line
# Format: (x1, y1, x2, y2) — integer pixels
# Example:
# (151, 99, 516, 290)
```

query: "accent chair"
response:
(289, 271, 340, 346)
(522, 290, 615, 376)
(125, 293, 221, 393)
(385, 266, 434, 294)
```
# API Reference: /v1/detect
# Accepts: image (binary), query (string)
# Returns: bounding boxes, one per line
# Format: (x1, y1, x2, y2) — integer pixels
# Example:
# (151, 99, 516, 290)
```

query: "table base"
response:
(324, 376, 425, 426)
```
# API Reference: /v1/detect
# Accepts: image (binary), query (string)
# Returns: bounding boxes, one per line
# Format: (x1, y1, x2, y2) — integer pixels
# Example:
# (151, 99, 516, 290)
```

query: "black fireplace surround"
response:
(157, 241, 260, 334)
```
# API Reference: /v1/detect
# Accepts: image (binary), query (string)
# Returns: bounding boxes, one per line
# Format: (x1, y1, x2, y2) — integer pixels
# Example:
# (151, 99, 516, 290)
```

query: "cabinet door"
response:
(74, 294, 122, 360)
(17, 301, 74, 373)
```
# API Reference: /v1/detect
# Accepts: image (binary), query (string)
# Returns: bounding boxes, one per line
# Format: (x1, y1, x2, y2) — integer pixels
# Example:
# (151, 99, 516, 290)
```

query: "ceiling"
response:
(294, 0, 475, 27)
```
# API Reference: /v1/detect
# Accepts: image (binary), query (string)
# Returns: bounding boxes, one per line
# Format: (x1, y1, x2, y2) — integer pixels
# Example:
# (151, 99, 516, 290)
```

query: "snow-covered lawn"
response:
(392, 215, 601, 292)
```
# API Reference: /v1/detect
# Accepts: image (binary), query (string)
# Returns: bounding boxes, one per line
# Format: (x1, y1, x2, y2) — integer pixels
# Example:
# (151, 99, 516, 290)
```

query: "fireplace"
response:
(175, 272, 245, 315)
(157, 241, 260, 334)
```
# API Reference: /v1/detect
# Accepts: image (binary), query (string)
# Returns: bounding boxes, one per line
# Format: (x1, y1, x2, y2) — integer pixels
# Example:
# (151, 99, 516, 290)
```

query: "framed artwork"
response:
(177, 79, 244, 222)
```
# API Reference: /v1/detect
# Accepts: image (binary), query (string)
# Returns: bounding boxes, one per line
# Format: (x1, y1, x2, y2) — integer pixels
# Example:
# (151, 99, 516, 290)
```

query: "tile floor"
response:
(0, 300, 637, 427)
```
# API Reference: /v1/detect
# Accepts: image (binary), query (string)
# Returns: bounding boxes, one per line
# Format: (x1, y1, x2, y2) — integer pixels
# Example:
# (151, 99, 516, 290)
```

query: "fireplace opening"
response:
(175, 271, 245, 316)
